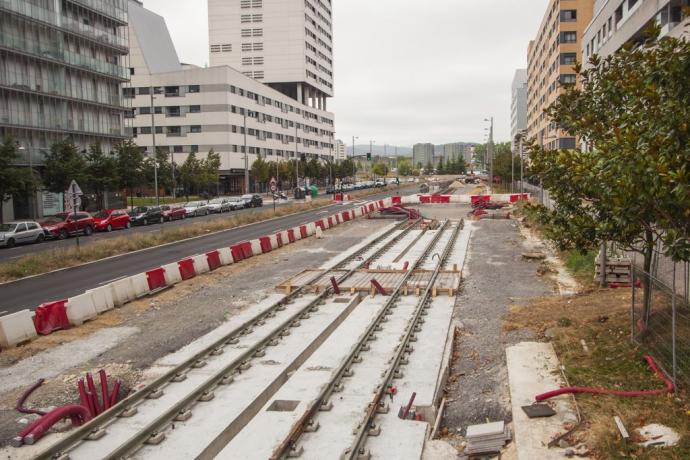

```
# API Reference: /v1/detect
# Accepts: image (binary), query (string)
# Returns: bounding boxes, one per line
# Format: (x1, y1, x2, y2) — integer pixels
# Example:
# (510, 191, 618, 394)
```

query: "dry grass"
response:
(0, 186, 405, 282)
(505, 288, 690, 459)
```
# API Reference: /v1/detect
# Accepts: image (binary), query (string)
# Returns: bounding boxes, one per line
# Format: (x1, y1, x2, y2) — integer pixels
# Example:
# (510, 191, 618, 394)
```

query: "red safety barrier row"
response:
(509, 193, 530, 202)
(419, 195, 431, 203)
(431, 194, 451, 203)
(392, 196, 402, 205)
(287, 228, 296, 243)
(206, 250, 222, 271)
(471, 195, 491, 204)
(300, 225, 308, 238)
(259, 236, 273, 253)
(146, 268, 167, 291)
(276, 233, 283, 248)
(178, 258, 196, 280)
(33, 300, 70, 335)
(315, 220, 326, 231)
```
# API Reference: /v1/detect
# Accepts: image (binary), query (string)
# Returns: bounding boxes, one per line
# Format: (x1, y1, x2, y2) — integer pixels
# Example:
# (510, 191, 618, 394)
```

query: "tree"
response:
(473, 144, 487, 169)
(142, 148, 173, 195)
(397, 158, 412, 176)
(529, 29, 690, 320)
(200, 149, 221, 196)
(372, 162, 389, 178)
(0, 137, 35, 223)
(491, 142, 518, 186)
(437, 156, 445, 174)
(115, 139, 145, 209)
(178, 153, 202, 199)
(43, 138, 88, 194)
(85, 143, 119, 210)
(425, 161, 434, 174)
(250, 154, 271, 191)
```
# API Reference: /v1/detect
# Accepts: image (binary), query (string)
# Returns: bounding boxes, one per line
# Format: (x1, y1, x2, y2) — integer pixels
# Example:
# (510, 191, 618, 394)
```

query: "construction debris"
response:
(522, 251, 547, 260)
(464, 420, 511, 455)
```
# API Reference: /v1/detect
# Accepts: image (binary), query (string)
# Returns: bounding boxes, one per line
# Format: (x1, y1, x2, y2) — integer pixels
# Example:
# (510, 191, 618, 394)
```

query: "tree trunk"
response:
(642, 230, 654, 325)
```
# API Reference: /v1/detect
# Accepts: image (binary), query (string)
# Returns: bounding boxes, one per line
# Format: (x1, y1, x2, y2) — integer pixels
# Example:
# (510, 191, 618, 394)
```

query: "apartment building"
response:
(334, 139, 346, 161)
(412, 143, 434, 168)
(208, 0, 333, 111)
(125, 1, 334, 194)
(511, 69, 528, 151)
(442, 142, 474, 165)
(583, 0, 690, 63)
(527, 0, 594, 150)
(0, 0, 130, 220)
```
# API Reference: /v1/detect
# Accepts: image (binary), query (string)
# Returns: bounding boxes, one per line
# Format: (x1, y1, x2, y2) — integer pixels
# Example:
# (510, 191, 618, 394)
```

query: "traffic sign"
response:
(269, 177, 277, 193)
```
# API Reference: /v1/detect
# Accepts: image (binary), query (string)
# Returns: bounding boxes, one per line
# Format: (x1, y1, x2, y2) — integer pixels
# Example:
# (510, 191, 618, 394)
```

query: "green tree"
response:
(43, 138, 88, 194)
(0, 137, 35, 223)
(397, 158, 412, 176)
(437, 156, 445, 174)
(142, 148, 174, 196)
(85, 143, 119, 210)
(178, 153, 202, 199)
(530, 29, 690, 319)
(425, 161, 434, 174)
(473, 144, 487, 169)
(250, 154, 271, 191)
(200, 149, 221, 196)
(372, 162, 389, 178)
(115, 139, 145, 209)
(491, 142, 518, 186)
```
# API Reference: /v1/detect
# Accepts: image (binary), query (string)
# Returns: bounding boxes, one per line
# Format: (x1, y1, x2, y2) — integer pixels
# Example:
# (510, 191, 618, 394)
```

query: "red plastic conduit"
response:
(14, 405, 91, 446)
(535, 354, 674, 401)
(16, 379, 47, 416)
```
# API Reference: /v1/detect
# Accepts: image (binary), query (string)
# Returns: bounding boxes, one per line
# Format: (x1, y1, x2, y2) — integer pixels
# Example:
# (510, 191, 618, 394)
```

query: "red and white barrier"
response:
(206, 250, 222, 271)
(192, 254, 211, 274)
(162, 262, 183, 285)
(218, 247, 234, 266)
(110, 278, 136, 306)
(86, 286, 115, 313)
(250, 239, 263, 256)
(130, 273, 151, 298)
(66, 293, 98, 326)
(0, 310, 38, 347)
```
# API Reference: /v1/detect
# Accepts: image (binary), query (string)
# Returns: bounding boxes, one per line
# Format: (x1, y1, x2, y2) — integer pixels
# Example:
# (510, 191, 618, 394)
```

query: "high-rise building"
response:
(511, 69, 528, 151)
(583, 0, 690, 65)
(442, 143, 474, 165)
(413, 143, 434, 168)
(334, 139, 346, 161)
(527, 0, 594, 150)
(208, 0, 333, 110)
(0, 0, 130, 220)
(125, 1, 335, 194)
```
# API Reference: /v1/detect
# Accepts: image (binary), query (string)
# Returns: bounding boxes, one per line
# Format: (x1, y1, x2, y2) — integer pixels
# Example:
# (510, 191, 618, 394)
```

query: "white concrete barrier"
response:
(306, 223, 316, 236)
(250, 239, 262, 256)
(192, 254, 210, 274)
(162, 262, 183, 285)
(0, 310, 37, 347)
(269, 234, 278, 250)
(86, 285, 115, 313)
(130, 273, 151, 298)
(293, 226, 302, 240)
(279, 230, 290, 246)
(110, 277, 136, 306)
(218, 247, 233, 266)
(66, 293, 98, 326)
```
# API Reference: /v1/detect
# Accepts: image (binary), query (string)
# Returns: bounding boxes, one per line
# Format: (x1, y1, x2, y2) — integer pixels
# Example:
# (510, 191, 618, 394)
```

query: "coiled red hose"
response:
(535, 354, 674, 401)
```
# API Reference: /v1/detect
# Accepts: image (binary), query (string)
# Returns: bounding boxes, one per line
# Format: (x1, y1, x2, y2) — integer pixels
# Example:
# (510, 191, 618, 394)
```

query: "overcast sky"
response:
(141, 0, 548, 146)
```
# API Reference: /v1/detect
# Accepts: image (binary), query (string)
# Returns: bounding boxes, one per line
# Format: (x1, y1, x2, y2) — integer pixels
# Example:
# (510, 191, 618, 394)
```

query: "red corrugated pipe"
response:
(535, 354, 674, 401)
(13, 405, 91, 446)
(16, 379, 47, 416)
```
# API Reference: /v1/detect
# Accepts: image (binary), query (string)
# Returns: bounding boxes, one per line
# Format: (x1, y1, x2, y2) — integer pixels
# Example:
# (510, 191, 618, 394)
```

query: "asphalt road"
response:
(0, 188, 403, 314)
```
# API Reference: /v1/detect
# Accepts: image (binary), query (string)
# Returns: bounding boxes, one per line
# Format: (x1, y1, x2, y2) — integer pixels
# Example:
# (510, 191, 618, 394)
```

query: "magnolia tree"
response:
(528, 29, 690, 317)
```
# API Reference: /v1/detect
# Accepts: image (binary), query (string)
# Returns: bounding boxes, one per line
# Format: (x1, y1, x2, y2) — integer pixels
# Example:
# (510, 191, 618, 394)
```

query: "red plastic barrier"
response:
(259, 236, 272, 253)
(300, 225, 308, 238)
(392, 196, 402, 205)
(471, 195, 491, 204)
(431, 194, 450, 203)
(334, 193, 342, 201)
(276, 233, 283, 248)
(342, 212, 351, 222)
(419, 195, 431, 203)
(33, 300, 70, 335)
(328, 216, 334, 227)
(206, 251, 222, 271)
(241, 241, 254, 258)
(231, 244, 245, 262)
(315, 220, 326, 231)
(335, 214, 341, 224)
(368, 203, 375, 212)
(146, 267, 167, 291)
(287, 229, 296, 243)
(378, 200, 384, 208)
(178, 258, 196, 280)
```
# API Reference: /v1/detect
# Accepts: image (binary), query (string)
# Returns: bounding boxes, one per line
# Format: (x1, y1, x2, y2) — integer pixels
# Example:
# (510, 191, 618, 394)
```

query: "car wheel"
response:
(36, 233, 44, 243)
(125, 222, 131, 229)
(84, 226, 93, 236)
(106, 224, 113, 232)
(59, 229, 69, 240)
(6, 238, 15, 248)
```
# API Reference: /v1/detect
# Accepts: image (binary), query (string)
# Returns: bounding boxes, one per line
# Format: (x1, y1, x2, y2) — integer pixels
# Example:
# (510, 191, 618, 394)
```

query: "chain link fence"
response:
(630, 247, 690, 389)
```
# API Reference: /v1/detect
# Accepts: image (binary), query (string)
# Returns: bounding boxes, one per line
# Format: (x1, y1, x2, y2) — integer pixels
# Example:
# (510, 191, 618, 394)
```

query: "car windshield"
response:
(43, 215, 68, 223)
(0, 224, 17, 232)
(160, 206, 171, 211)
(132, 207, 148, 214)
(210, 198, 224, 204)
(241, 195, 252, 199)
(93, 211, 110, 218)
(185, 202, 199, 207)
(228, 197, 240, 202)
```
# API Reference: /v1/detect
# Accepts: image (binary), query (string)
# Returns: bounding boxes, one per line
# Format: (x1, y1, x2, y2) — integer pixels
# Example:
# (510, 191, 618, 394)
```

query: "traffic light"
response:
(366, 152, 371, 161)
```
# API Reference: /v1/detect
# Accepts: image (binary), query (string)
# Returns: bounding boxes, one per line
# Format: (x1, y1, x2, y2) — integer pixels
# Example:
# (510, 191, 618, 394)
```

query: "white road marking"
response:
(98, 275, 127, 286)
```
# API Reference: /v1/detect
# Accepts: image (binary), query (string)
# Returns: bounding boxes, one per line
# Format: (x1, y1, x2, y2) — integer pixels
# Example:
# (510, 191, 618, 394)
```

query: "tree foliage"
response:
(115, 139, 145, 206)
(0, 137, 35, 223)
(397, 158, 413, 176)
(85, 143, 119, 210)
(42, 138, 88, 193)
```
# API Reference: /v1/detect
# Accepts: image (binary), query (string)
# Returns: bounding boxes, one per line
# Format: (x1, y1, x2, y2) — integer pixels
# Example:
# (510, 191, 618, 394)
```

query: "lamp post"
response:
(351, 135, 358, 186)
(484, 117, 494, 191)
(243, 112, 249, 193)
(295, 122, 299, 190)
(150, 86, 159, 206)
(369, 140, 375, 178)
(16, 143, 36, 218)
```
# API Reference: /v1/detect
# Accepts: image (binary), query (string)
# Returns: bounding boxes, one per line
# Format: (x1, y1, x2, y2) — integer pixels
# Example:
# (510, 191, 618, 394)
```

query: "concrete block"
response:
(250, 239, 263, 255)
(109, 277, 136, 306)
(130, 273, 151, 298)
(86, 285, 115, 313)
(66, 293, 98, 326)
(218, 247, 233, 266)
(162, 262, 183, 285)
(0, 310, 38, 347)
(192, 254, 210, 274)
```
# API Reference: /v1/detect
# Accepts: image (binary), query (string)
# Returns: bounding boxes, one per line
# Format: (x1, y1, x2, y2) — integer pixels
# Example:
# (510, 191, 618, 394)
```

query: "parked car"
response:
(0, 221, 45, 248)
(374, 179, 385, 187)
(207, 197, 232, 213)
(128, 206, 164, 226)
(183, 201, 209, 217)
(160, 205, 186, 221)
(92, 209, 131, 232)
(41, 212, 95, 239)
(240, 194, 263, 208)
(226, 196, 244, 210)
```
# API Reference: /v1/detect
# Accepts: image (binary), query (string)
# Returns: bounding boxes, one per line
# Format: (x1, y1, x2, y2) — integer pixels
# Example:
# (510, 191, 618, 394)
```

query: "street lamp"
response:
(351, 135, 358, 186)
(149, 86, 159, 206)
(244, 112, 249, 193)
(369, 140, 375, 179)
(16, 143, 36, 218)
(484, 117, 494, 190)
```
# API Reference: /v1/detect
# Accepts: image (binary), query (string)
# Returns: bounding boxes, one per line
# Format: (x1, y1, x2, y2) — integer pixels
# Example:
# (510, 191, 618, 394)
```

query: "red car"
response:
(40, 212, 95, 239)
(92, 209, 132, 232)
(161, 205, 186, 221)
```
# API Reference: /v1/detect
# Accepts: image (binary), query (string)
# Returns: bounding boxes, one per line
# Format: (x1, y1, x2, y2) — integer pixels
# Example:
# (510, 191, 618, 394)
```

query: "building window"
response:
(138, 87, 150, 95)
(253, 42, 263, 51)
(123, 87, 135, 98)
(241, 29, 251, 37)
(173, 145, 184, 153)
(210, 44, 221, 53)
(242, 57, 252, 66)
(560, 10, 577, 22)
(191, 145, 199, 153)
(559, 31, 577, 43)
(252, 28, 263, 37)
(254, 71, 264, 79)
(560, 74, 577, 85)
(241, 14, 251, 23)
(165, 86, 180, 97)
(189, 105, 201, 113)
(140, 127, 152, 134)
(253, 57, 264, 65)
(559, 137, 576, 149)
(252, 14, 263, 22)
(129, 67, 135, 75)
(190, 125, 202, 133)
(139, 106, 151, 115)
(242, 43, 252, 51)
(188, 85, 200, 93)
(560, 52, 577, 65)
(221, 44, 232, 52)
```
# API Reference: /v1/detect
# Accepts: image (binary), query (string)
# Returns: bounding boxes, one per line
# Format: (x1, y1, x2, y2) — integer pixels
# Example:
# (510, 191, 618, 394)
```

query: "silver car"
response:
(207, 197, 232, 213)
(183, 201, 209, 217)
(0, 221, 45, 248)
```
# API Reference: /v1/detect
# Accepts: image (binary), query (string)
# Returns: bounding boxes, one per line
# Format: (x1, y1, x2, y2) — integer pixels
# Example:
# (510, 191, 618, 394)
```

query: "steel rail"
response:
(344, 220, 463, 459)
(271, 219, 451, 460)
(38, 218, 415, 460)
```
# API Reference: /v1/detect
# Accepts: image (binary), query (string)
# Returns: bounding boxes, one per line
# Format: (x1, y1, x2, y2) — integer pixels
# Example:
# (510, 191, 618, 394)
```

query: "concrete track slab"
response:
(320, 222, 399, 270)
